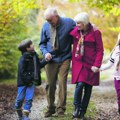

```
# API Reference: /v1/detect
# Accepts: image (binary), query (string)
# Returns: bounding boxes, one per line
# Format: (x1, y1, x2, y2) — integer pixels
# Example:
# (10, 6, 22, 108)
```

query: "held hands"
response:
(91, 66, 99, 73)
(45, 53, 52, 61)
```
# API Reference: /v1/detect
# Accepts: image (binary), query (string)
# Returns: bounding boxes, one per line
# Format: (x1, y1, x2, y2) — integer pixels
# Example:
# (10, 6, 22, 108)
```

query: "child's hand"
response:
(91, 66, 99, 73)
(45, 53, 52, 61)
(99, 68, 102, 72)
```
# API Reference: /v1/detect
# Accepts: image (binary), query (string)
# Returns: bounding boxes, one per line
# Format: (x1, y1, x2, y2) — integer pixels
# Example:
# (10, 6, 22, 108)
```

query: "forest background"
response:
(0, 0, 120, 79)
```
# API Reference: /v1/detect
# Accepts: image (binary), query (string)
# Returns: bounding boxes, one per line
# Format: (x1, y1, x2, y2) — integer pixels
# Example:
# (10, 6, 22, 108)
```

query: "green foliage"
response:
(0, 0, 38, 78)
(68, 0, 120, 50)
(69, 0, 120, 16)
(1, 0, 120, 79)
(85, 0, 120, 16)
(109, 27, 120, 32)
(69, 0, 81, 2)
(0, 79, 16, 85)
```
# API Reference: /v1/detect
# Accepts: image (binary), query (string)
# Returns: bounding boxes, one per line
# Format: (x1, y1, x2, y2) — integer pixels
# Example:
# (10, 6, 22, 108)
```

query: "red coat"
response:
(70, 24, 104, 86)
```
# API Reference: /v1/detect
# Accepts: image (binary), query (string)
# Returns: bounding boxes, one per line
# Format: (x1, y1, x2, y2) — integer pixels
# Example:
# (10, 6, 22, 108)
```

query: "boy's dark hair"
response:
(18, 40, 32, 53)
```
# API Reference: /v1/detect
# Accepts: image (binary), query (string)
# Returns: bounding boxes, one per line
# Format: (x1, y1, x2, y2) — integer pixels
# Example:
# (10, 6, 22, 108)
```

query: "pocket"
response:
(21, 72, 34, 85)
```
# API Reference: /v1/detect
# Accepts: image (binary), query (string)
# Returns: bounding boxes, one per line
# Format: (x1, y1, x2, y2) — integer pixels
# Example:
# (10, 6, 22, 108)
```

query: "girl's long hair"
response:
(116, 34, 120, 71)
(110, 34, 120, 56)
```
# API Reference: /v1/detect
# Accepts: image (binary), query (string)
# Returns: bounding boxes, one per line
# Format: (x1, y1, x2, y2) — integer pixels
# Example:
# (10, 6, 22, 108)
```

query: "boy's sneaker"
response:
(16, 109, 23, 120)
(23, 110, 30, 120)
(19, 117, 24, 120)
(23, 116, 30, 120)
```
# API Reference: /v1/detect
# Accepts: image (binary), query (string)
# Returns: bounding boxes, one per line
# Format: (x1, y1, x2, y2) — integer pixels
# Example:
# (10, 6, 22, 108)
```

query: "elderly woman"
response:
(70, 12, 104, 119)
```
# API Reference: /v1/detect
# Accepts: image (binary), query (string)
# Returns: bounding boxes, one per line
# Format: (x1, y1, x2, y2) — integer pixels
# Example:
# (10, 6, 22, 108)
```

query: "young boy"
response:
(15, 40, 46, 120)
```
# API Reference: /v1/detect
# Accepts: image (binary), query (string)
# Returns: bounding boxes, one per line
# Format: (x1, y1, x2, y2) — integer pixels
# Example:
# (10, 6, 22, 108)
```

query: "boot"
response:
(23, 110, 30, 120)
(16, 109, 23, 120)
(79, 110, 85, 119)
(72, 106, 76, 117)
(73, 108, 80, 118)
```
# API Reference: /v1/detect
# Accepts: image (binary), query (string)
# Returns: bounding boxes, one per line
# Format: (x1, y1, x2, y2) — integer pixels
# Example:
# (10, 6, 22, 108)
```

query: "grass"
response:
(41, 70, 46, 81)
(0, 70, 47, 85)
(51, 97, 97, 120)
(0, 78, 16, 85)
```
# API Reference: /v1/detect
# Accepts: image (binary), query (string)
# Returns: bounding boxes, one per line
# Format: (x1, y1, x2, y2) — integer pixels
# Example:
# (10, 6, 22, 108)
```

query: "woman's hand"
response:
(91, 66, 99, 73)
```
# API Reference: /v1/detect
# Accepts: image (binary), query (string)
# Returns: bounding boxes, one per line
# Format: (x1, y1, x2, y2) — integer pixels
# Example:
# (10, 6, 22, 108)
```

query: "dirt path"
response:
(1, 76, 120, 120)
(0, 84, 49, 120)
(92, 80, 120, 120)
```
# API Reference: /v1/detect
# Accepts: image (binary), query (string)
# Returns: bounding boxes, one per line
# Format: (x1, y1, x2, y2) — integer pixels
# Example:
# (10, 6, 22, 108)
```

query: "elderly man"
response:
(39, 7, 75, 117)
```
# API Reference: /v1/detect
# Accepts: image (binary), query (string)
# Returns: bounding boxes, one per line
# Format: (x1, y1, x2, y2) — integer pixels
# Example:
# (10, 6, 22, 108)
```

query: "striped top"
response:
(100, 46, 120, 80)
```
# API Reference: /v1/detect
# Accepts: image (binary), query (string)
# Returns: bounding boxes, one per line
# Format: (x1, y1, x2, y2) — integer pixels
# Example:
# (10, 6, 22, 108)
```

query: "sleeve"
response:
(93, 30, 104, 67)
(39, 25, 49, 56)
(100, 47, 118, 71)
(70, 19, 76, 31)
(19, 58, 26, 78)
(39, 58, 48, 68)
(100, 60, 114, 71)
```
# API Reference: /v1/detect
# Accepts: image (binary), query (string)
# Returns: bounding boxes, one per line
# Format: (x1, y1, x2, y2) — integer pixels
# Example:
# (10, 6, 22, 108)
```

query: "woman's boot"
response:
(73, 108, 80, 118)
(79, 110, 85, 119)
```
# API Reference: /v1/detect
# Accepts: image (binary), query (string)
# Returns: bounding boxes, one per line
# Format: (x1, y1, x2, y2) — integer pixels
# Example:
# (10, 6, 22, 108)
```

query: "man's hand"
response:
(91, 66, 99, 73)
(45, 53, 52, 61)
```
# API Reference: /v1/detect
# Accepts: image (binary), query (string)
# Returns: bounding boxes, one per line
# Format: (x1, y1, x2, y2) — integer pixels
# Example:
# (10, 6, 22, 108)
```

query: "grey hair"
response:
(44, 7, 58, 19)
(74, 12, 90, 25)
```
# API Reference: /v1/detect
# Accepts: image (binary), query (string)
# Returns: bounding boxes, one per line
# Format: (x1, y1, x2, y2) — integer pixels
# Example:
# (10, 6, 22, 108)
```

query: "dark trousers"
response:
(74, 82, 92, 113)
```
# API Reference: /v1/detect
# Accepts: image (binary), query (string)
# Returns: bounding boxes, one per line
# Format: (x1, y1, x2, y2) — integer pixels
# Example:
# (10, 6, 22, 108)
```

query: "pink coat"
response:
(70, 24, 104, 86)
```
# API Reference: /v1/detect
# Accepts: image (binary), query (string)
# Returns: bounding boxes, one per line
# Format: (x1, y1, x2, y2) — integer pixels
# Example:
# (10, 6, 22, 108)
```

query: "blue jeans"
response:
(74, 82, 92, 112)
(15, 85, 35, 112)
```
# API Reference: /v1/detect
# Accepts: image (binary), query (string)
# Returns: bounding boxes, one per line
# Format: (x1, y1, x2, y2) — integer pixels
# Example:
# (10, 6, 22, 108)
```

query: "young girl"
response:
(100, 33, 120, 114)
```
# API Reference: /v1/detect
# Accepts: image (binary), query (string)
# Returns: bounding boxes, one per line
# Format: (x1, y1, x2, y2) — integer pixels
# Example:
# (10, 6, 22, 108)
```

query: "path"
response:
(1, 70, 120, 120)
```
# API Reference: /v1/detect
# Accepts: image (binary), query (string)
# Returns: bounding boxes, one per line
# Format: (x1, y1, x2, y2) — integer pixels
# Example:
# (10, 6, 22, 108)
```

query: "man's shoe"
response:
(57, 111, 65, 117)
(44, 110, 56, 117)
(52, 111, 64, 117)
(16, 109, 23, 120)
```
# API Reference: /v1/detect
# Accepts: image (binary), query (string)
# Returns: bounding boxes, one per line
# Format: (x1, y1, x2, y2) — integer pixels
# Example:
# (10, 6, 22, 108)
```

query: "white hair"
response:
(44, 7, 58, 19)
(74, 12, 90, 25)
